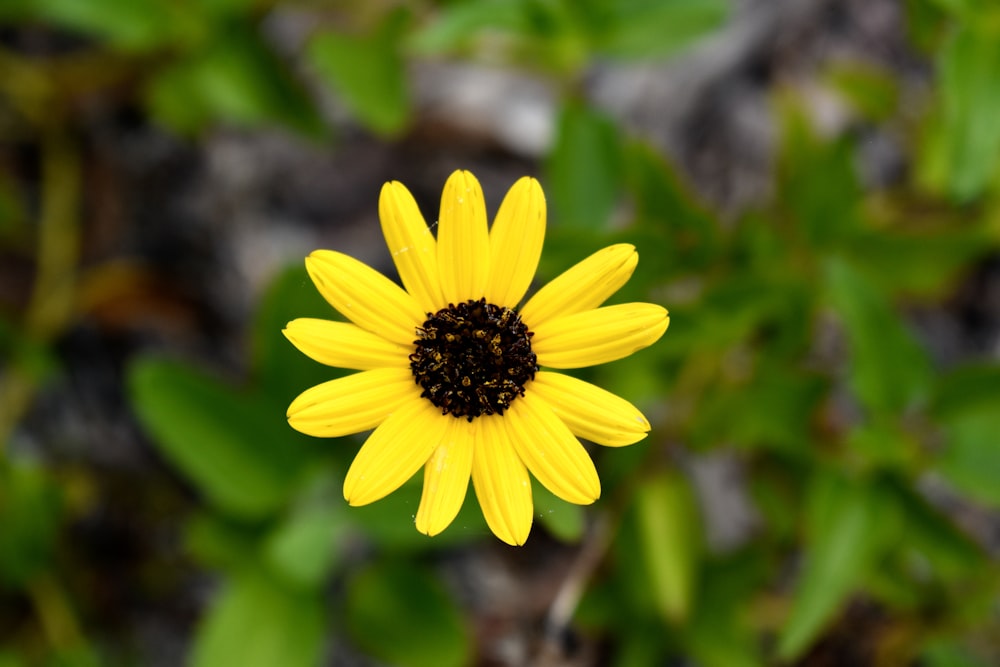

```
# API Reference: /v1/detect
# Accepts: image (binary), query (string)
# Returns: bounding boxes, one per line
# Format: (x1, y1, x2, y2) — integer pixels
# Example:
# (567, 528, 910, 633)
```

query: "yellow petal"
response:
(520, 244, 638, 327)
(379, 181, 446, 313)
(472, 415, 533, 546)
(283, 318, 411, 370)
(416, 418, 474, 536)
(530, 372, 650, 447)
(437, 170, 489, 303)
(306, 250, 424, 346)
(344, 397, 447, 506)
(287, 368, 416, 437)
(507, 393, 600, 504)
(485, 177, 545, 308)
(532, 303, 669, 369)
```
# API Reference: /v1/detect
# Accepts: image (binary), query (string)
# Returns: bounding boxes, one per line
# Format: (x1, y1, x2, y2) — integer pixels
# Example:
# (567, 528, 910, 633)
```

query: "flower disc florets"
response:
(410, 298, 537, 420)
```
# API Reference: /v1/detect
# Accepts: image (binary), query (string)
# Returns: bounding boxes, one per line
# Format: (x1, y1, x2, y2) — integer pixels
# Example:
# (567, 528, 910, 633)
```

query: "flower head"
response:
(284, 170, 668, 545)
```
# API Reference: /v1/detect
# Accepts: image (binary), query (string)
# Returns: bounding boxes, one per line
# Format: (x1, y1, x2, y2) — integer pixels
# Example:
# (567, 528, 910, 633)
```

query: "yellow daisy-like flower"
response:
(284, 170, 668, 545)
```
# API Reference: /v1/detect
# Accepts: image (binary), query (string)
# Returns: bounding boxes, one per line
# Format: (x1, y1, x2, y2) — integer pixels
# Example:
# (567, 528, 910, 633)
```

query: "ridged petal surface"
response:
(532, 303, 669, 369)
(472, 414, 533, 545)
(343, 397, 447, 506)
(379, 181, 446, 313)
(520, 244, 638, 327)
(286, 368, 416, 437)
(306, 250, 424, 346)
(485, 177, 545, 308)
(507, 392, 600, 504)
(416, 418, 474, 536)
(437, 170, 490, 303)
(530, 372, 650, 447)
(282, 318, 411, 370)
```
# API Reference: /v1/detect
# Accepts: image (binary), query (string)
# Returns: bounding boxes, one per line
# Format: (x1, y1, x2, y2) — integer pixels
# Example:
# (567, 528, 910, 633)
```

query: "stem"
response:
(533, 510, 618, 667)
(27, 573, 85, 652)
(548, 511, 614, 628)
(0, 130, 80, 447)
(0, 52, 85, 657)
(26, 130, 81, 339)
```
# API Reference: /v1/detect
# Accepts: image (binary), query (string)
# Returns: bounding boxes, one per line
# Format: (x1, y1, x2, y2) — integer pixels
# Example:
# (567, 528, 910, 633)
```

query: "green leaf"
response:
(308, 9, 411, 136)
(587, 0, 728, 59)
(47, 646, 102, 667)
(128, 357, 308, 519)
(194, 0, 260, 15)
(825, 62, 899, 121)
(184, 513, 262, 571)
(409, 0, 535, 55)
(936, 410, 1000, 506)
(253, 263, 347, 407)
(409, 0, 586, 71)
(264, 503, 346, 588)
(930, 21, 1000, 200)
(0, 650, 26, 667)
(533, 479, 585, 542)
(0, 318, 59, 385)
(930, 362, 1000, 419)
(684, 550, 769, 667)
(922, 0, 981, 15)
(0, 460, 62, 587)
(692, 369, 826, 453)
(921, 640, 994, 667)
(932, 364, 1000, 504)
(845, 420, 918, 471)
(546, 103, 624, 231)
(777, 474, 898, 660)
(749, 464, 802, 543)
(263, 473, 349, 588)
(24, 0, 176, 50)
(903, 0, 949, 53)
(778, 99, 863, 247)
(613, 622, 669, 667)
(885, 477, 984, 579)
(147, 26, 324, 137)
(665, 274, 810, 357)
(625, 140, 721, 270)
(191, 568, 326, 667)
(634, 470, 702, 623)
(345, 561, 471, 667)
(824, 258, 932, 414)
(845, 228, 988, 298)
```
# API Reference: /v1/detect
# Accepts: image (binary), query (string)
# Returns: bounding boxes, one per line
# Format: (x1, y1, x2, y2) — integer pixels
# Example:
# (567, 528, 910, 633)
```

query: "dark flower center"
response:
(410, 298, 537, 420)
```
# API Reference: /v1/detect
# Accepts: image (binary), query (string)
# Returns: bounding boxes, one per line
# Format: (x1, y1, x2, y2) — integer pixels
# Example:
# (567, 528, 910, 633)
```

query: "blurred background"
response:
(2, 0, 999, 665)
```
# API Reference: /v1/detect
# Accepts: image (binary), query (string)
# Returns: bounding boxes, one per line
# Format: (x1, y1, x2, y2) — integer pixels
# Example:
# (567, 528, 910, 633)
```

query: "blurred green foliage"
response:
(2, 0, 1000, 665)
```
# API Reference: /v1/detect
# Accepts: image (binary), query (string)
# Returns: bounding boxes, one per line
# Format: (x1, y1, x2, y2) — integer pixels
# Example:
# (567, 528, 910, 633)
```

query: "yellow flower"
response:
(284, 170, 668, 545)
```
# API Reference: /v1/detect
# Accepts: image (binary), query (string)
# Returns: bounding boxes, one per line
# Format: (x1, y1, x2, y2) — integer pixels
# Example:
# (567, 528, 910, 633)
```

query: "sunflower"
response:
(284, 170, 668, 545)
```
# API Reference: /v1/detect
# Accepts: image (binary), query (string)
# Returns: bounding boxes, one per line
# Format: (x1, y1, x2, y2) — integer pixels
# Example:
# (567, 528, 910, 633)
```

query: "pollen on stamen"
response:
(409, 298, 537, 420)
